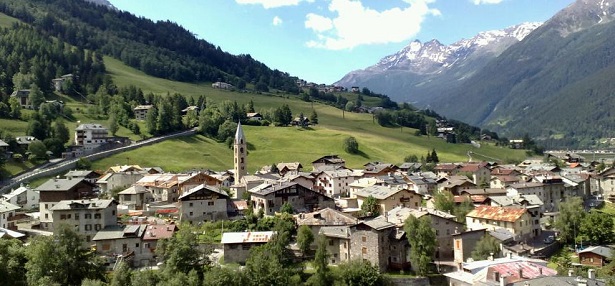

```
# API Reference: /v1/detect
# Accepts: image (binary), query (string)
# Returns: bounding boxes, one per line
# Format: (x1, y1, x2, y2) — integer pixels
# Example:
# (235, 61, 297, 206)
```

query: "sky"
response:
(107, 0, 575, 84)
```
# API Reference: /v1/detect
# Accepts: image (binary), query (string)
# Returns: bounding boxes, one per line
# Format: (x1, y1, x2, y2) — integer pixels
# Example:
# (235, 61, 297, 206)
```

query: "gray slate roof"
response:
(35, 178, 87, 192)
(178, 184, 228, 200)
(50, 199, 115, 211)
(579, 246, 612, 258)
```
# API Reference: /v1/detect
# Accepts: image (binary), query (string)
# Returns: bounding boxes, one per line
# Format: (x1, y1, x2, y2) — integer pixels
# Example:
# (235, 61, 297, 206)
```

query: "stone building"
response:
(354, 186, 422, 214)
(221, 231, 274, 264)
(178, 184, 230, 222)
(50, 199, 118, 244)
(249, 181, 335, 216)
(36, 178, 96, 230)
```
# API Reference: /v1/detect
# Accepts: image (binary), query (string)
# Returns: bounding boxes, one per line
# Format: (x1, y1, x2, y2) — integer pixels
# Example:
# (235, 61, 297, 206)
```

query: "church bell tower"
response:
(233, 122, 247, 185)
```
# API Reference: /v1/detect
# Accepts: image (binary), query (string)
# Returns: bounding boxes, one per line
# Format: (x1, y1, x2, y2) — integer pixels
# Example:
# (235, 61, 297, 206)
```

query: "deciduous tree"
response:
(297, 225, 314, 257)
(554, 197, 584, 244)
(405, 215, 436, 276)
(471, 235, 501, 260)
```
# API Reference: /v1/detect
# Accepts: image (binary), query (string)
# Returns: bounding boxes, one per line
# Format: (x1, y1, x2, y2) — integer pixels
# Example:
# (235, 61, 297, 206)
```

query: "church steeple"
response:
(233, 122, 247, 185)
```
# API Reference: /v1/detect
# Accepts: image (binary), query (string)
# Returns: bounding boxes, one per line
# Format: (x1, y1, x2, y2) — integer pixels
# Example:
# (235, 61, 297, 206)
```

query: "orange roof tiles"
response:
(466, 205, 527, 222)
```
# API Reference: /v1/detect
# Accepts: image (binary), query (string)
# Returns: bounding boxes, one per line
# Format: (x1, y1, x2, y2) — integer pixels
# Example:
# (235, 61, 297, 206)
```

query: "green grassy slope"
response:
(0, 12, 19, 28)
(88, 57, 527, 172)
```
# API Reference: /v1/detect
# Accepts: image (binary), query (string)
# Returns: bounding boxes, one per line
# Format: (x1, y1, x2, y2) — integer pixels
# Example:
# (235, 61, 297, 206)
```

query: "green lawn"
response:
(3, 55, 526, 176)
(0, 12, 19, 28)
(0, 160, 35, 179)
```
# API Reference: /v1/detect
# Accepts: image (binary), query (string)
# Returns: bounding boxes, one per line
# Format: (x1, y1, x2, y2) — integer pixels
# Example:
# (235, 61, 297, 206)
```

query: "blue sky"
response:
(107, 0, 574, 84)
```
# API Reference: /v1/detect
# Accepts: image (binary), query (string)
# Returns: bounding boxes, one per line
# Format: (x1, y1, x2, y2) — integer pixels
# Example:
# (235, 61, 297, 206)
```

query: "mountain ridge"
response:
(335, 22, 541, 107)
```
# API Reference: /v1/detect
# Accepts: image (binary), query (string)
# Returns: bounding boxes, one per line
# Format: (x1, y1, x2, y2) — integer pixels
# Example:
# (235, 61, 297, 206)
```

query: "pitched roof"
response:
(65, 170, 100, 178)
(0, 139, 8, 147)
(466, 205, 527, 222)
(75, 123, 107, 131)
(178, 184, 228, 200)
(92, 224, 147, 241)
(319, 226, 351, 239)
(276, 162, 303, 171)
(311, 155, 345, 164)
(0, 201, 20, 213)
(578, 246, 612, 258)
(509, 276, 605, 286)
(354, 185, 413, 200)
(380, 206, 458, 226)
(489, 195, 543, 207)
(358, 218, 396, 230)
(35, 178, 90, 192)
(295, 207, 358, 226)
(248, 181, 312, 196)
(117, 186, 148, 195)
(142, 224, 177, 241)
(0, 228, 25, 239)
(50, 199, 116, 211)
(221, 231, 275, 244)
(133, 105, 153, 110)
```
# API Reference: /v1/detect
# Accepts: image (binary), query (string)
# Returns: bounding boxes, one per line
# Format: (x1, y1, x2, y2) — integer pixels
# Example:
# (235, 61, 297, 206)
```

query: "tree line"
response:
(0, 0, 299, 93)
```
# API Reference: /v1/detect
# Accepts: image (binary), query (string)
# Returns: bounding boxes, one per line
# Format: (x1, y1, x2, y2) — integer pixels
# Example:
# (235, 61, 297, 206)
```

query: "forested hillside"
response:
(421, 0, 615, 149)
(0, 0, 299, 93)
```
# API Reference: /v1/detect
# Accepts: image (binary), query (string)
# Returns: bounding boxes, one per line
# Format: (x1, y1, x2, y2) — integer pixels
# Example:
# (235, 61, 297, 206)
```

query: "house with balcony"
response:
(178, 184, 230, 222)
(50, 199, 118, 244)
(249, 181, 335, 216)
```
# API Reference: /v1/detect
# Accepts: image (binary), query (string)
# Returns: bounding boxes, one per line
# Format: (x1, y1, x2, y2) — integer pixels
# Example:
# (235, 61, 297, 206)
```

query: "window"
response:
(446, 229, 450, 235)
(112, 210, 116, 216)
(67, 214, 71, 219)
(45, 204, 48, 209)
(362, 236, 366, 242)
(95, 224, 101, 231)
(208, 201, 214, 206)
(242, 244, 251, 250)
(102, 244, 111, 251)
(85, 213, 92, 219)
(45, 214, 48, 219)
(189, 212, 193, 216)
(94, 213, 101, 219)
(436, 230, 439, 235)
(362, 247, 367, 254)
(75, 213, 79, 220)
(329, 239, 334, 246)
(85, 224, 92, 231)
(60, 214, 67, 220)
(333, 253, 338, 258)
(136, 243, 140, 248)
(189, 202, 193, 207)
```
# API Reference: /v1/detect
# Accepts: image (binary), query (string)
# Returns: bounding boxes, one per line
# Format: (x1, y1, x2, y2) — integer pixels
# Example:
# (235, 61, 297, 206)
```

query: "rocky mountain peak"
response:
(367, 22, 541, 75)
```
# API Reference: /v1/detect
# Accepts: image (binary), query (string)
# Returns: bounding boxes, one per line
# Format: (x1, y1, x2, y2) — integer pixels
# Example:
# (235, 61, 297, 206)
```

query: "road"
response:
(0, 128, 196, 193)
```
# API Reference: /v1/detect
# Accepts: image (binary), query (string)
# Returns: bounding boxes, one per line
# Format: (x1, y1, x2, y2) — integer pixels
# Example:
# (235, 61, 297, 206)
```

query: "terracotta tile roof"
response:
(435, 164, 459, 171)
(142, 224, 177, 241)
(466, 205, 527, 222)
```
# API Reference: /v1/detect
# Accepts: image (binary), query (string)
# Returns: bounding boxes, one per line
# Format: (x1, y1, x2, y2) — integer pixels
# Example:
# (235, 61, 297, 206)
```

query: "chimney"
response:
(518, 268, 523, 279)
(568, 269, 574, 277)
(489, 253, 494, 261)
(588, 269, 596, 279)
(538, 267, 543, 276)
(494, 272, 500, 282)
(499, 275, 506, 286)
(508, 252, 513, 259)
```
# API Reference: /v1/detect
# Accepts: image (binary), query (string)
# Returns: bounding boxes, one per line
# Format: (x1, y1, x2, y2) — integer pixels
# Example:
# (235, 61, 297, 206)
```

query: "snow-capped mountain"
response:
(335, 23, 541, 106)
(357, 22, 541, 75)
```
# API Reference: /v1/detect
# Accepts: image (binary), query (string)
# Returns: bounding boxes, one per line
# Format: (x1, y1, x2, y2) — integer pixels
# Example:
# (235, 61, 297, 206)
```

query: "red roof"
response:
(142, 224, 177, 241)
(486, 262, 556, 283)
(466, 205, 527, 222)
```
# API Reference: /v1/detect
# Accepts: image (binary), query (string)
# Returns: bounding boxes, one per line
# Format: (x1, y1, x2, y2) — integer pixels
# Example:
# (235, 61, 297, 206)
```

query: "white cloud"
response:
(472, 0, 503, 4)
(305, 13, 333, 32)
(304, 0, 440, 50)
(236, 0, 311, 9)
(273, 16, 283, 26)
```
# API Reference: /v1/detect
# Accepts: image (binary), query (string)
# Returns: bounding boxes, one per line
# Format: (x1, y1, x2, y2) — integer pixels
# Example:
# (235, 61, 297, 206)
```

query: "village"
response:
(0, 120, 613, 285)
